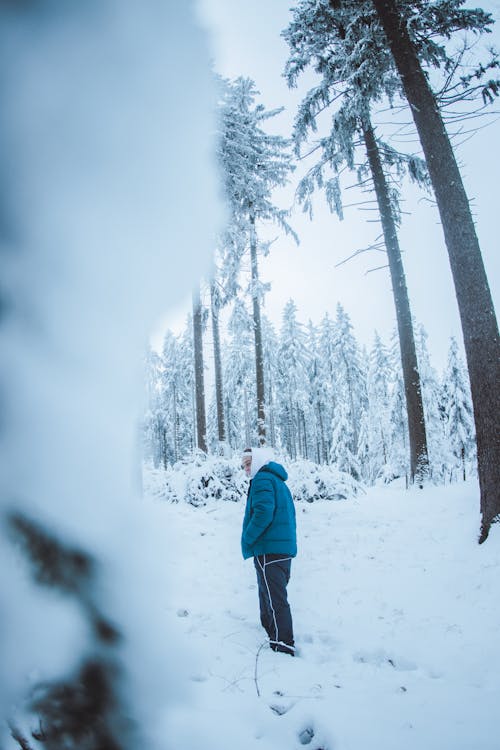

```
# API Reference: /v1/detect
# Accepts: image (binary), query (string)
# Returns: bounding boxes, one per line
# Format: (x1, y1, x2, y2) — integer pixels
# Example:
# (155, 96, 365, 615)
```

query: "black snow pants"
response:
(254, 553, 295, 655)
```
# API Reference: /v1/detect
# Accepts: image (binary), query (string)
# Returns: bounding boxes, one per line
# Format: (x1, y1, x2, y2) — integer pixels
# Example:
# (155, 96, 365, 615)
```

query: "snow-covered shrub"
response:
(148, 453, 249, 506)
(145, 455, 361, 506)
(287, 459, 362, 502)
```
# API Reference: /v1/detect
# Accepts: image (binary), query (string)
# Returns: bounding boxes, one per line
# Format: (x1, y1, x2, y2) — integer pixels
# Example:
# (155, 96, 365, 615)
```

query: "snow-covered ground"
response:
(147, 477, 500, 750)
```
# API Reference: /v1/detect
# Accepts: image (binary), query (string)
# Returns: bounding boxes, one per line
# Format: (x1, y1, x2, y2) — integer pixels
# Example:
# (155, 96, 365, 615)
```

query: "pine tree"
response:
(369, 0, 500, 539)
(222, 298, 256, 449)
(307, 320, 330, 464)
(415, 325, 448, 481)
(210, 278, 226, 446)
(317, 313, 339, 462)
(218, 77, 296, 444)
(363, 333, 393, 481)
(283, 0, 429, 482)
(262, 315, 280, 449)
(276, 300, 312, 459)
(333, 305, 367, 452)
(143, 348, 165, 468)
(192, 284, 207, 453)
(174, 323, 197, 458)
(442, 337, 476, 482)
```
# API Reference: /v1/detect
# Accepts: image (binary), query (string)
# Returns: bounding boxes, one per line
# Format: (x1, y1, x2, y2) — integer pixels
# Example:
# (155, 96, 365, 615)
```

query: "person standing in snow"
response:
(241, 447, 297, 656)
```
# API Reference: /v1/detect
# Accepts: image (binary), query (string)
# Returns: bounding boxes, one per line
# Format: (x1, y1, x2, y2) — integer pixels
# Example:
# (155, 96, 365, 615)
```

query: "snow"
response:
(144, 472, 500, 750)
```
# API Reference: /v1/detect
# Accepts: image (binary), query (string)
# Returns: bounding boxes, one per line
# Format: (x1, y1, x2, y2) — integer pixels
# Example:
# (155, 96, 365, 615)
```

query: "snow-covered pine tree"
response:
(143, 348, 165, 468)
(441, 337, 476, 482)
(222, 298, 257, 449)
(192, 283, 208, 453)
(387, 371, 410, 485)
(330, 304, 367, 478)
(361, 332, 394, 482)
(209, 277, 226, 447)
(262, 315, 280, 450)
(276, 300, 312, 460)
(218, 77, 297, 444)
(415, 324, 449, 482)
(369, 0, 500, 541)
(306, 320, 329, 464)
(145, 328, 197, 468)
(330, 399, 362, 479)
(173, 323, 197, 459)
(317, 313, 339, 462)
(283, 0, 430, 483)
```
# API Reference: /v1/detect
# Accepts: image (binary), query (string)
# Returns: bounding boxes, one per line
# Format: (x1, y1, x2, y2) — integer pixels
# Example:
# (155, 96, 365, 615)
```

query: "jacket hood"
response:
(249, 446, 275, 478)
(260, 461, 288, 482)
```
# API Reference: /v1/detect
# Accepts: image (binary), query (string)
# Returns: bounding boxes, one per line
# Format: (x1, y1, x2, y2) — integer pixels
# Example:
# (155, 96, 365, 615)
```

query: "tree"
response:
(222, 298, 256, 449)
(192, 284, 207, 453)
(210, 279, 226, 446)
(363, 333, 393, 481)
(276, 300, 312, 459)
(283, 0, 429, 482)
(262, 315, 280, 449)
(442, 337, 476, 481)
(331, 304, 367, 477)
(218, 77, 296, 445)
(415, 324, 449, 481)
(370, 0, 500, 541)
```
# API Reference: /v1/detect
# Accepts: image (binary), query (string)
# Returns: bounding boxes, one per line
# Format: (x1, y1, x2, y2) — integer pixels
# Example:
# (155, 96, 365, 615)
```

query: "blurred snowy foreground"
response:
(145, 469, 499, 750)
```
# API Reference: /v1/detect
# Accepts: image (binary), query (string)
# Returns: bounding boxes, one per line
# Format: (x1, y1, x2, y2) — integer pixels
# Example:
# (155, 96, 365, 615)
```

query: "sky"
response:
(154, 0, 500, 372)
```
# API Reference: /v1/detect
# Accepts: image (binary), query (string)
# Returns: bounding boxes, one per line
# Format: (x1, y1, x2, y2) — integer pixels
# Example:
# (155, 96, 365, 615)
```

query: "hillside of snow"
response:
(146, 474, 500, 750)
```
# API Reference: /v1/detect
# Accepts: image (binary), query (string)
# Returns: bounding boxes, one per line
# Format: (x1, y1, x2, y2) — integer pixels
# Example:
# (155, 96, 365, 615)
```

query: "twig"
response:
(254, 641, 268, 697)
(365, 264, 390, 275)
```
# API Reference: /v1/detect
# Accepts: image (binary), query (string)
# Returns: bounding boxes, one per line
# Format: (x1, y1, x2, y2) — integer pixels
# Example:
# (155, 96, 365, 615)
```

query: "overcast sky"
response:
(156, 0, 500, 371)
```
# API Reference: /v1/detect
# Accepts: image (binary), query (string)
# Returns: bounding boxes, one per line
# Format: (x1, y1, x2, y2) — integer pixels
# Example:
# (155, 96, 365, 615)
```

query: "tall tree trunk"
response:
(267, 381, 276, 447)
(301, 409, 308, 459)
(192, 284, 207, 453)
(317, 403, 326, 463)
(362, 116, 429, 484)
(296, 403, 303, 458)
(210, 282, 226, 444)
(250, 212, 266, 444)
(244, 388, 251, 448)
(372, 0, 500, 542)
(172, 381, 178, 463)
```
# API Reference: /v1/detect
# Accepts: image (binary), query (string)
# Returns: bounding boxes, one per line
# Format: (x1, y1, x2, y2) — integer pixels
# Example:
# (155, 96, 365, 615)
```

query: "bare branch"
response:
(335, 241, 385, 268)
(365, 264, 390, 275)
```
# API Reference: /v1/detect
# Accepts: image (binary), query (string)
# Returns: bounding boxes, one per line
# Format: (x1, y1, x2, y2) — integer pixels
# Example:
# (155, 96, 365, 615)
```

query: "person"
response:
(240, 446, 297, 656)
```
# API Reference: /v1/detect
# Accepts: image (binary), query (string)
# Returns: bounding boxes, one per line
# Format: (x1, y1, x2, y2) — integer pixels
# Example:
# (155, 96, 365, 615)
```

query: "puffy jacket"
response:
(241, 461, 297, 560)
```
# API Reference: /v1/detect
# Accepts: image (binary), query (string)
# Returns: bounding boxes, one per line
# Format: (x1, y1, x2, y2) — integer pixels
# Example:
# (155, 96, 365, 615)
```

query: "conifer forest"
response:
(145, 0, 499, 538)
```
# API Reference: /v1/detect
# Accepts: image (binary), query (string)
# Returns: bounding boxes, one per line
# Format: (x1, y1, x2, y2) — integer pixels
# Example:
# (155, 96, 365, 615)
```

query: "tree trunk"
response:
(267, 381, 276, 447)
(192, 284, 207, 453)
(250, 212, 266, 444)
(172, 381, 178, 463)
(210, 282, 226, 444)
(244, 387, 251, 448)
(362, 116, 429, 484)
(372, 0, 500, 542)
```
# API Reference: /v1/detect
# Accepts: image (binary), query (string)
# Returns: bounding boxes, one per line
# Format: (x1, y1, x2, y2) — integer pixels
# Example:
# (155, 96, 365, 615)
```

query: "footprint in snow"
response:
(353, 648, 417, 671)
(298, 726, 314, 745)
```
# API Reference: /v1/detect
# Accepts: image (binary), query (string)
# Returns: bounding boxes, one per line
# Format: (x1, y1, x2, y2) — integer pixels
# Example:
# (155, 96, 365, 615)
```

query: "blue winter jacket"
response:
(241, 461, 297, 560)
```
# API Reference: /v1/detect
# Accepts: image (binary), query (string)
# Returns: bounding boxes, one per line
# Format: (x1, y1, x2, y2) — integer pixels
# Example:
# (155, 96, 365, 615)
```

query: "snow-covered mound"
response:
(143, 455, 362, 505)
(286, 459, 362, 502)
(144, 454, 248, 506)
